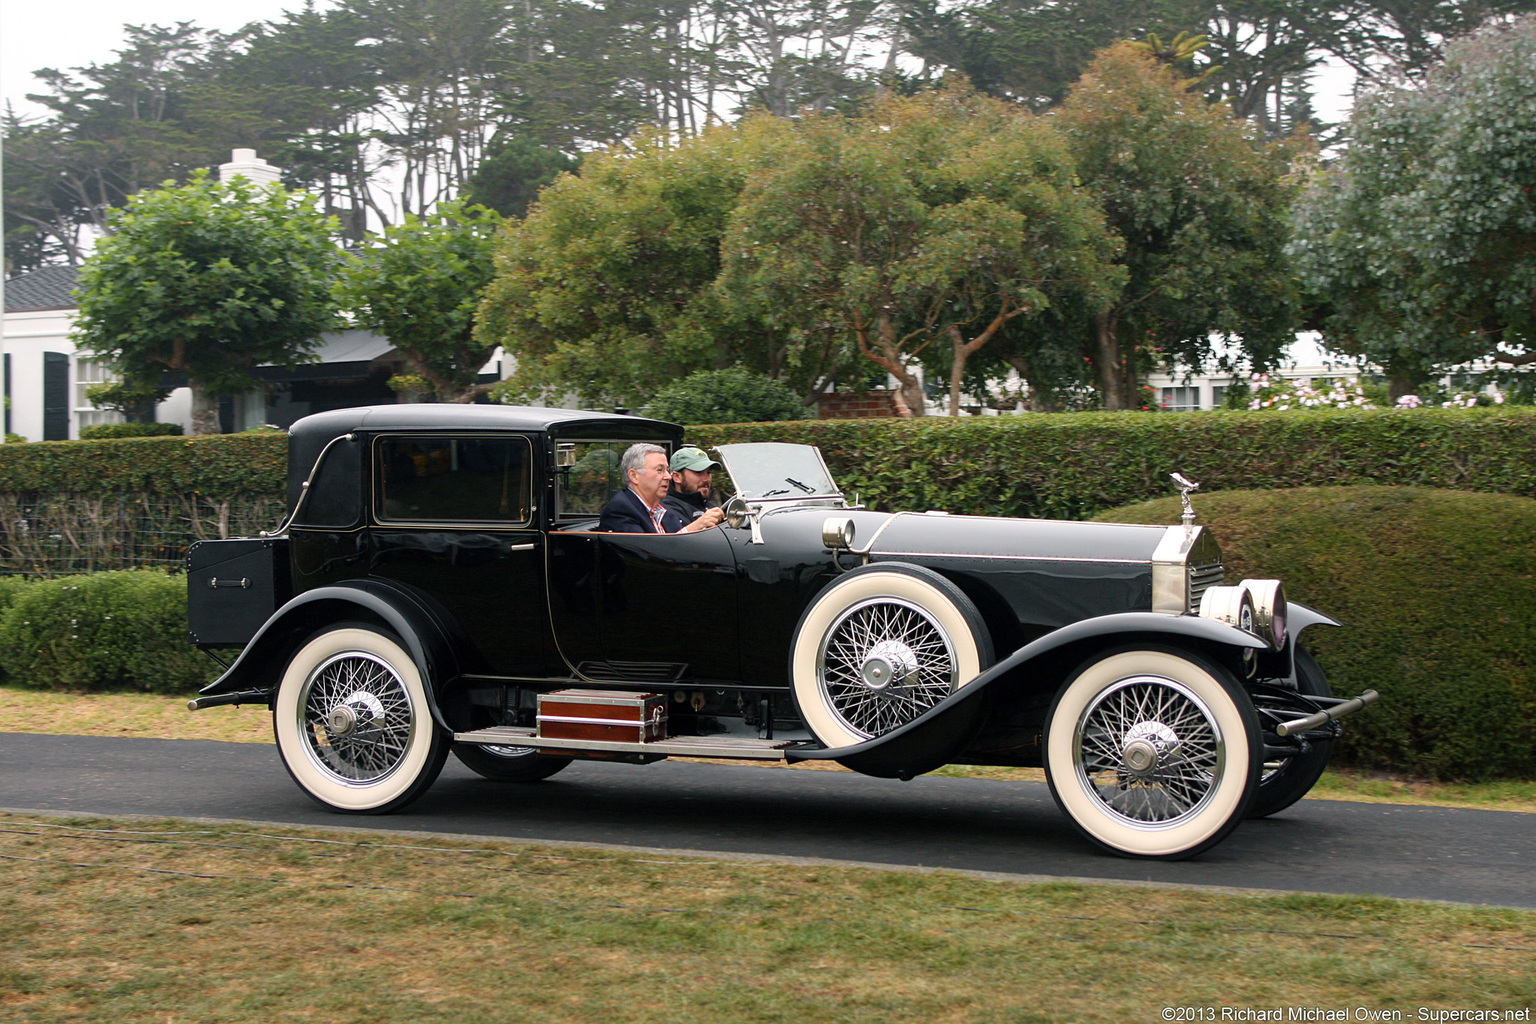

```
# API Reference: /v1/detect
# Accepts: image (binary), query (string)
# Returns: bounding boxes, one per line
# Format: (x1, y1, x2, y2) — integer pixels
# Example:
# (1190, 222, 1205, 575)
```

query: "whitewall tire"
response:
(1045, 647, 1260, 859)
(790, 564, 992, 748)
(274, 626, 449, 813)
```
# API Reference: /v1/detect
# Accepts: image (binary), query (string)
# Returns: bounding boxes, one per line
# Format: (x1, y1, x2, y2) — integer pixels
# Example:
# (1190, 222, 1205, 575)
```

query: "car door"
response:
(366, 432, 547, 676)
(546, 528, 740, 686)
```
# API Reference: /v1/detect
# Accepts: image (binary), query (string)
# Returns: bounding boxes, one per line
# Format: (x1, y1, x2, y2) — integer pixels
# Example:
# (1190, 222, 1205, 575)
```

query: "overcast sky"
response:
(2, 0, 326, 118)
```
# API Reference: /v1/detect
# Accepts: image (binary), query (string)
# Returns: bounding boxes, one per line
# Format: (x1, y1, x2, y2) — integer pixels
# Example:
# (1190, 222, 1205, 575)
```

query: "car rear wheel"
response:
(790, 564, 992, 748)
(274, 625, 449, 813)
(1246, 645, 1334, 818)
(452, 743, 573, 782)
(1045, 647, 1261, 860)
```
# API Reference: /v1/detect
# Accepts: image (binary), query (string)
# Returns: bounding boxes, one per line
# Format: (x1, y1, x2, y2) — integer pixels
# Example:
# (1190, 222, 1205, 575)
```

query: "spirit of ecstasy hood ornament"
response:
(1170, 472, 1200, 536)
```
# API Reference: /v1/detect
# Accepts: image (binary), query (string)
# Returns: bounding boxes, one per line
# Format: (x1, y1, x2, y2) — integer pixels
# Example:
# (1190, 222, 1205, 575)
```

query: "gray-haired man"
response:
(598, 443, 722, 533)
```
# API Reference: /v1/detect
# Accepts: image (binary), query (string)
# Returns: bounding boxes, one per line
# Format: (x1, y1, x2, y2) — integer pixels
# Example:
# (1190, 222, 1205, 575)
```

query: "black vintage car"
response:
(187, 405, 1375, 859)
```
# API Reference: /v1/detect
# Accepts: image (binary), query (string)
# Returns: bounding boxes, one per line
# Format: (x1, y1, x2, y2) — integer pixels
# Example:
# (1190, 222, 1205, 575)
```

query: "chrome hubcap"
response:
(860, 639, 919, 690)
(1121, 720, 1180, 775)
(324, 691, 385, 738)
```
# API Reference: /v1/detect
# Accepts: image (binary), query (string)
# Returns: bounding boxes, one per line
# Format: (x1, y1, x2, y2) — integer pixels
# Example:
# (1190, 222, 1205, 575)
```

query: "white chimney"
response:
(219, 148, 281, 187)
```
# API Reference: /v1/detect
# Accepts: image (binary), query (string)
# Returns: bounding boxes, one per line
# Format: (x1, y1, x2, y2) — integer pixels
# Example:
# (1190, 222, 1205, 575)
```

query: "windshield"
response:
(714, 443, 842, 502)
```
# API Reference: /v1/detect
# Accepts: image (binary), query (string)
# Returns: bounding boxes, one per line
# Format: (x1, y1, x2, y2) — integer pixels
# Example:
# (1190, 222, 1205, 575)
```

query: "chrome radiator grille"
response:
(1188, 562, 1225, 609)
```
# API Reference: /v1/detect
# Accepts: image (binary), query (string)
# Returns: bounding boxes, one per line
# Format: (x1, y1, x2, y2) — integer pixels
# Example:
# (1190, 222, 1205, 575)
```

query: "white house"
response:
(2, 150, 519, 441)
(1, 263, 516, 441)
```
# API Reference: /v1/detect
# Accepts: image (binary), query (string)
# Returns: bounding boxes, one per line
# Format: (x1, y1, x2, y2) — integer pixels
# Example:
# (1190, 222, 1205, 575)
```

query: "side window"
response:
(296, 438, 363, 528)
(375, 435, 532, 524)
(556, 441, 640, 518)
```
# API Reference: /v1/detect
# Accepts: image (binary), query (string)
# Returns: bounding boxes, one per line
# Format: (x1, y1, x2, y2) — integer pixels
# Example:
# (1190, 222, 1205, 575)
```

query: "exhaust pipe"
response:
(1275, 689, 1379, 737)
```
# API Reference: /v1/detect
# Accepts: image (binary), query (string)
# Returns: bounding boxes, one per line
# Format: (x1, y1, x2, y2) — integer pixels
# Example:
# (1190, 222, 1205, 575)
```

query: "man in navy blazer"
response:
(599, 443, 724, 534)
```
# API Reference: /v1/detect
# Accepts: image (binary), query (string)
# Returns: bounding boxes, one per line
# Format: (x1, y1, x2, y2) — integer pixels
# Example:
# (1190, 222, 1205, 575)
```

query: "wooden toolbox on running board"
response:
(536, 689, 668, 743)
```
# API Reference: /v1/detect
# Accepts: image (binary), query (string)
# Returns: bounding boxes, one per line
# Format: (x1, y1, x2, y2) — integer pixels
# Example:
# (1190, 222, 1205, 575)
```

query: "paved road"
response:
(2, 732, 1531, 908)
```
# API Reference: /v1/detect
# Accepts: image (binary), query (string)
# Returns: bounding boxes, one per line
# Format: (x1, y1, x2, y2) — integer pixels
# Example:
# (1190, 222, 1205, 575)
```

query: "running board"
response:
(453, 726, 807, 761)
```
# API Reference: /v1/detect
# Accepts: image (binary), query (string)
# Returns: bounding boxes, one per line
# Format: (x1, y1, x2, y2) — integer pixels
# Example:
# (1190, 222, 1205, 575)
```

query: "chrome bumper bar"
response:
(1275, 689, 1379, 738)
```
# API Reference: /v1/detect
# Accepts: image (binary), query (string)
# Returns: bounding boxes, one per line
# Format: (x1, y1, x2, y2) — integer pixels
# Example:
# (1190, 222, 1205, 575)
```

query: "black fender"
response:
(1261, 601, 1341, 685)
(1289, 602, 1341, 639)
(788, 611, 1268, 778)
(195, 579, 463, 732)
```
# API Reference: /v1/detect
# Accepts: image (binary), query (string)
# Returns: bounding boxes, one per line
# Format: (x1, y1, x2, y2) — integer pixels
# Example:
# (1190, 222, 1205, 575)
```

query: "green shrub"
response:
(0, 571, 219, 693)
(647, 367, 812, 425)
(79, 423, 184, 439)
(0, 577, 35, 621)
(687, 407, 1536, 518)
(0, 432, 286, 494)
(1095, 486, 1536, 781)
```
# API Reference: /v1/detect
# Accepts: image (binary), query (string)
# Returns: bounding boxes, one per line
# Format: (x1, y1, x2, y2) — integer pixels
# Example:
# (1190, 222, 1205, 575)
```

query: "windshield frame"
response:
(714, 442, 847, 508)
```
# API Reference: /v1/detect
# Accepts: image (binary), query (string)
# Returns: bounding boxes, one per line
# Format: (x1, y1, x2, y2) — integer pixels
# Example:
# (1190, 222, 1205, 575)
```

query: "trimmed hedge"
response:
(688, 407, 1536, 519)
(79, 423, 184, 439)
(0, 571, 221, 693)
(1095, 486, 1536, 781)
(4, 407, 1536, 517)
(0, 432, 286, 495)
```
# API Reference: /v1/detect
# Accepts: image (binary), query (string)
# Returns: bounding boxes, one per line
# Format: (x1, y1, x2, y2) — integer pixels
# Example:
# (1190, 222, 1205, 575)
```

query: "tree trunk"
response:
(190, 387, 221, 435)
(855, 315, 928, 417)
(879, 316, 927, 417)
(1094, 311, 1128, 410)
(946, 308, 1018, 416)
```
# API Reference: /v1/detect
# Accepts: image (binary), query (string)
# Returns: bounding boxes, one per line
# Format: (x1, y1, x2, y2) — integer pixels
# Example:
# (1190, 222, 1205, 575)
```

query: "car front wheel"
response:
(1045, 647, 1261, 860)
(790, 564, 992, 748)
(274, 625, 449, 813)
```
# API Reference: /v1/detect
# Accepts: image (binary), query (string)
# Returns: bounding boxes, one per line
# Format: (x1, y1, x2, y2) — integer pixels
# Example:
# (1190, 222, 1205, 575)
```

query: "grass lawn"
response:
(1, 813, 1533, 1023)
(3, 685, 1533, 812)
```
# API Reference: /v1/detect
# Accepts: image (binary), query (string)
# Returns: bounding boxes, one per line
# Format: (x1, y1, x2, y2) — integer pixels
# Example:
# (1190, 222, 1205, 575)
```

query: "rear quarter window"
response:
(374, 435, 533, 525)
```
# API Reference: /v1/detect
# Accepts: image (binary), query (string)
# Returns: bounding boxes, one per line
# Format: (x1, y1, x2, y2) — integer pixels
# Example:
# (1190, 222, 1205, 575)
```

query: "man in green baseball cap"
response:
(664, 446, 724, 529)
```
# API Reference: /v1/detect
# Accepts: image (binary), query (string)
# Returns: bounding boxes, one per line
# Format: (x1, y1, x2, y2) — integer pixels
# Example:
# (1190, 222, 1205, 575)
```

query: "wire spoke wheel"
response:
(1075, 676, 1224, 828)
(791, 565, 991, 749)
(274, 626, 448, 813)
(451, 742, 573, 782)
(819, 597, 957, 739)
(1247, 645, 1334, 818)
(298, 651, 416, 785)
(1045, 647, 1260, 859)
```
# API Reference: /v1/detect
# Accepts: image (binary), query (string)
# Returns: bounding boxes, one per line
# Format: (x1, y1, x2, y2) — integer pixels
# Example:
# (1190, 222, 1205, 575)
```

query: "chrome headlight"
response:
(1199, 585, 1256, 637)
(1239, 578, 1288, 650)
(821, 516, 855, 550)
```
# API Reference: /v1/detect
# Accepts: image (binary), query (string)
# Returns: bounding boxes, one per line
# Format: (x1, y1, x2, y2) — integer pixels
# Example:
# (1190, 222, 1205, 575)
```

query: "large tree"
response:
(1289, 14, 1536, 393)
(719, 85, 1122, 415)
(903, 1, 1536, 138)
(475, 118, 821, 409)
(196, 4, 384, 242)
(1054, 42, 1301, 408)
(71, 171, 338, 434)
(337, 200, 504, 402)
(3, 23, 237, 267)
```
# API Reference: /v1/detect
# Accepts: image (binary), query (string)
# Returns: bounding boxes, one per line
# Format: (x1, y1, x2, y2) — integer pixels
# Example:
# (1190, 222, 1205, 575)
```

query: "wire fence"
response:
(0, 492, 285, 577)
